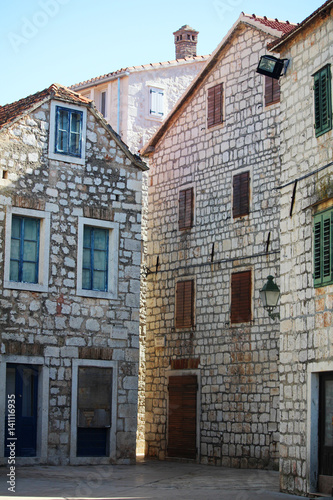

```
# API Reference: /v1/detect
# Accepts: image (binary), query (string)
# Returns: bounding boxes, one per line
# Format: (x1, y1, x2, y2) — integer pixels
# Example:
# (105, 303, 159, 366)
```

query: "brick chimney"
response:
(173, 25, 198, 59)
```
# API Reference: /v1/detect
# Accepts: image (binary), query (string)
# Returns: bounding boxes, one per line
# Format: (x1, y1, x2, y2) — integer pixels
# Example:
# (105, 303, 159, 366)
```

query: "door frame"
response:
(307, 361, 333, 494)
(0, 355, 49, 465)
(166, 369, 201, 462)
(70, 359, 118, 464)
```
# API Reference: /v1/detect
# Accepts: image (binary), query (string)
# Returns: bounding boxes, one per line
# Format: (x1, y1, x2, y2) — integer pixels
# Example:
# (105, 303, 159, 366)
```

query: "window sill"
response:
(76, 288, 118, 300)
(4, 281, 48, 293)
(49, 151, 85, 166)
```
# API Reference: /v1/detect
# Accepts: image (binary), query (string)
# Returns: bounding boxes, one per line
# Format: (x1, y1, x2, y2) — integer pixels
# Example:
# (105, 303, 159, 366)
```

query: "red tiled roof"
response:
(70, 55, 209, 90)
(268, 0, 333, 50)
(0, 83, 91, 129)
(242, 13, 297, 34)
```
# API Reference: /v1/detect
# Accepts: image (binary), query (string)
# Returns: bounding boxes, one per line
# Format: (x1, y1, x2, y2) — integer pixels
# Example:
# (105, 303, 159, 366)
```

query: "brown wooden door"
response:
(167, 375, 197, 459)
(319, 372, 333, 494)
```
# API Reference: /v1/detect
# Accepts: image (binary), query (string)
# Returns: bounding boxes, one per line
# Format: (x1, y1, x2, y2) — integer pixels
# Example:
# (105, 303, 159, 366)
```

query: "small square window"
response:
(77, 217, 119, 299)
(49, 100, 87, 165)
(313, 65, 332, 137)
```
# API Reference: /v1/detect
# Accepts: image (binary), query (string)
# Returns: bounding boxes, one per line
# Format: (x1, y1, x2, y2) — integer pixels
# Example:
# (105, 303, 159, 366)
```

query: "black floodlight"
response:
(256, 55, 286, 80)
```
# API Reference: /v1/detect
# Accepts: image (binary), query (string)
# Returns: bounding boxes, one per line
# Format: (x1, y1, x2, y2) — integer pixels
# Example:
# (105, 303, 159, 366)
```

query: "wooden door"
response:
(167, 375, 197, 459)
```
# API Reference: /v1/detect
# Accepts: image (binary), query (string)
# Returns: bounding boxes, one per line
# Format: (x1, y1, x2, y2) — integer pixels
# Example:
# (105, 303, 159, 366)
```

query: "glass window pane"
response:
(11, 217, 20, 238)
(94, 249, 107, 271)
(10, 239, 20, 260)
(94, 229, 108, 250)
(93, 270, 106, 291)
(10, 261, 19, 281)
(22, 262, 37, 283)
(23, 241, 38, 262)
(71, 113, 81, 133)
(82, 269, 91, 290)
(24, 219, 38, 240)
(83, 227, 91, 247)
(83, 248, 91, 268)
(58, 109, 69, 130)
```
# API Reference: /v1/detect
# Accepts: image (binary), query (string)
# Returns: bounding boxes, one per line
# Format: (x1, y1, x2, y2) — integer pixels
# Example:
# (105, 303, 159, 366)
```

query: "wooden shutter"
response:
(233, 171, 250, 218)
(207, 83, 223, 128)
(179, 188, 193, 230)
(314, 65, 332, 137)
(265, 76, 280, 106)
(230, 270, 252, 324)
(176, 280, 194, 329)
(314, 210, 333, 287)
(167, 375, 197, 459)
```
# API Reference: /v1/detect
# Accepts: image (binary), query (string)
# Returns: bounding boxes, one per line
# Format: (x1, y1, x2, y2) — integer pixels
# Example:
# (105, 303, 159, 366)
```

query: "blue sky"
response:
(0, 0, 323, 106)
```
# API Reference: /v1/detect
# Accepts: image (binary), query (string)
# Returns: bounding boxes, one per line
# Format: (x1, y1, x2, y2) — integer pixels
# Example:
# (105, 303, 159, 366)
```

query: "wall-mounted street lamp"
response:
(259, 276, 280, 320)
(256, 55, 289, 80)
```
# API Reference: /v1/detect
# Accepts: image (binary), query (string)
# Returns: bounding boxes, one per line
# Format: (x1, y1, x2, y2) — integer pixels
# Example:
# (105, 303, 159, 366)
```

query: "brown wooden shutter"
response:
(176, 280, 194, 328)
(167, 375, 197, 459)
(207, 83, 223, 128)
(265, 76, 280, 106)
(233, 171, 249, 218)
(230, 270, 252, 324)
(179, 188, 193, 230)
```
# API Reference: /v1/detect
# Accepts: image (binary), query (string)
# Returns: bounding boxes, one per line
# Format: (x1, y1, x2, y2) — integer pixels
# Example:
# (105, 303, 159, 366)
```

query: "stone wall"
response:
(276, 10, 333, 496)
(0, 98, 143, 465)
(144, 23, 282, 468)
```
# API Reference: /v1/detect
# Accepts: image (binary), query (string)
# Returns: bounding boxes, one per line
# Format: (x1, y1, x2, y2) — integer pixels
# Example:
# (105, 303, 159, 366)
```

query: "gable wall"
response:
(145, 24, 282, 467)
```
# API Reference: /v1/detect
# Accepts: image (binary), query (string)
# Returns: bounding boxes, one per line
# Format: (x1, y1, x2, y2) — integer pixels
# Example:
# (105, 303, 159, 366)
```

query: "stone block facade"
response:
(0, 84, 147, 465)
(142, 16, 293, 469)
(269, 2, 333, 496)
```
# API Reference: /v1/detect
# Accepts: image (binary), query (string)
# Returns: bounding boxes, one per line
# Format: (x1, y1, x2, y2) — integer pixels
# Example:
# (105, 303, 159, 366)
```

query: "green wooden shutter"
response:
(314, 65, 332, 137)
(313, 209, 333, 287)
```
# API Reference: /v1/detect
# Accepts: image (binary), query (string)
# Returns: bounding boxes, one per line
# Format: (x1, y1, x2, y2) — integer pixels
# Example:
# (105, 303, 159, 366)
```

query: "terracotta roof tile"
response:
(242, 13, 297, 34)
(0, 84, 91, 129)
(70, 55, 209, 90)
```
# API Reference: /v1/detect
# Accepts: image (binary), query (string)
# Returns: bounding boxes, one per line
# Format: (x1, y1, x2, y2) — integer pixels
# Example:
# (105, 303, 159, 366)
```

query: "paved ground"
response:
(0, 459, 325, 500)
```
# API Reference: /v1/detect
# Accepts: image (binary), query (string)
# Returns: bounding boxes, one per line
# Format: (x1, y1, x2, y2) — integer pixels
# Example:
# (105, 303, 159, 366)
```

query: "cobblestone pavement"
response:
(0, 459, 323, 500)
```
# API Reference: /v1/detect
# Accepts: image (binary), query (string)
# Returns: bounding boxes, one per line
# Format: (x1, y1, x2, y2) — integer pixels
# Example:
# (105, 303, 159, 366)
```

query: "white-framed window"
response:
(48, 100, 87, 166)
(4, 207, 50, 293)
(76, 217, 119, 299)
(148, 87, 165, 119)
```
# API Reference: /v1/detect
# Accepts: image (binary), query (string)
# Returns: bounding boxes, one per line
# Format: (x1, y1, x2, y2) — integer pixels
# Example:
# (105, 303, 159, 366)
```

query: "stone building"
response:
(141, 13, 295, 467)
(70, 26, 208, 153)
(268, 0, 333, 495)
(0, 83, 147, 465)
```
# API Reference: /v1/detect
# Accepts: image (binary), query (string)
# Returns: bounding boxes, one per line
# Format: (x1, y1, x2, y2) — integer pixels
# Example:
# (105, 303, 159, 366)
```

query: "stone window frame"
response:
(147, 84, 166, 121)
(76, 217, 119, 299)
(70, 359, 118, 465)
(48, 100, 87, 166)
(4, 206, 51, 293)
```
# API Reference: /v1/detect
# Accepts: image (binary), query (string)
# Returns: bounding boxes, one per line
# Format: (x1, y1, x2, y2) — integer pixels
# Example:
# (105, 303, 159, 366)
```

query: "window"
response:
(149, 87, 164, 118)
(313, 208, 333, 287)
(77, 217, 119, 299)
(207, 83, 223, 128)
(100, 91, 106, 117)
(49, 100, 87, 165)
(314, 65, 332, 137)
(175, 280, 194, 329)
(4, 207, 50, 292)
(265, 76, 280, 106)
(82, 226, 109, 292)
(179, 187, 194, 230)
(10, 216, 40, 284)
(230, 270, 252, 324)
(233, 171, 250, 218)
